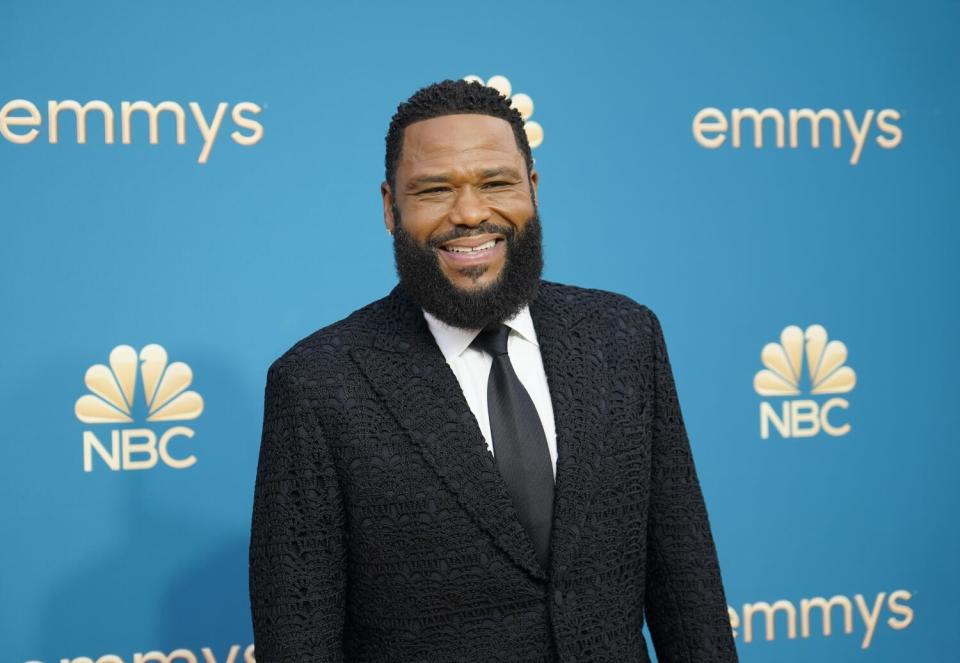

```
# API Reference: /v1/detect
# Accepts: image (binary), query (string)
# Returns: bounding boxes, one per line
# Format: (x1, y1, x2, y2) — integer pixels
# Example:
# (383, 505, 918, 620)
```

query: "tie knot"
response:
(472, 323, 511, 356)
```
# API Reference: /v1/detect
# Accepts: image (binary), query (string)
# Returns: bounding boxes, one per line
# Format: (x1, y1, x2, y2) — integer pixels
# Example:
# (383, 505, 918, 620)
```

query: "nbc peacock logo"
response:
(75, 344, 203, 472)
(753, 325, 856, 439)
(463, 74, 543, 149)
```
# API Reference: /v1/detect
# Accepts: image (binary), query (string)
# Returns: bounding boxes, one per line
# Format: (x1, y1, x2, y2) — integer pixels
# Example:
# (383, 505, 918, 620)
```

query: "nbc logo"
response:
(75, 344, 203, 472)
(463, 74, 544, 149)
(753, 325, 856, 439)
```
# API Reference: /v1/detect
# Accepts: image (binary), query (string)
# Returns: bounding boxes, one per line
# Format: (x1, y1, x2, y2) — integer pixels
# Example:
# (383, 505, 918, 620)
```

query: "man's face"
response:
(381, 113, 544, 329)
(382, 114, 539, 292)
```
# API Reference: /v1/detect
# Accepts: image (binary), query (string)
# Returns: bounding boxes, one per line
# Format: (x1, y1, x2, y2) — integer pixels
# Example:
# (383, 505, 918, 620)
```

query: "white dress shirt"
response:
(423, 306, 559, 477)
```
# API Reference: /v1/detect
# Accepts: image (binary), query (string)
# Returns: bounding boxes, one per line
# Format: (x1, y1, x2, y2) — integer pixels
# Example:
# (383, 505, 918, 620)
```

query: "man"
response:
(249, 79, 737, 662)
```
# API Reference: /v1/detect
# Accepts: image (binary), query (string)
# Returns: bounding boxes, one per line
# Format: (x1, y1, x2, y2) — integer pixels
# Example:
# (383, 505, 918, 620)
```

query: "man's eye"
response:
(482, 181, 511, 189)
(419, 187, 449, 195)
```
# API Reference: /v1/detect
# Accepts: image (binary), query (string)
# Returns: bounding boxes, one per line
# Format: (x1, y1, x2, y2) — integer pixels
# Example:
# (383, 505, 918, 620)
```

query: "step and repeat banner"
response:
(2, 1, 957, 662)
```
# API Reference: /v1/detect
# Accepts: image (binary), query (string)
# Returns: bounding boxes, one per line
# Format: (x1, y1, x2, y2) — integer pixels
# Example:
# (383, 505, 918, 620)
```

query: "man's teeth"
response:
(446, 240, 497, 253)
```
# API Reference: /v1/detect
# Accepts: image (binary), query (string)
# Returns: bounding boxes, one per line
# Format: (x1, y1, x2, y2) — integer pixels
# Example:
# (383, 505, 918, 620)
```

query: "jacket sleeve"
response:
(643, 309, 739, 662)
(249, 361, 347, 662)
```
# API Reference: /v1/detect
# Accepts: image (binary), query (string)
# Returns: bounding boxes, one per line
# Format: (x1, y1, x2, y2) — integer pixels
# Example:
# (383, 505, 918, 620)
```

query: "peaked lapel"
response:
(349, 286, 547, 581)
(530, 284, 610, 577)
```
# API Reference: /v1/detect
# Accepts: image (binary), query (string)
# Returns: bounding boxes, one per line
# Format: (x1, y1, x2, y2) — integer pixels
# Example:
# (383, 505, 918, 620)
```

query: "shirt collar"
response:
(423, 305, 539, 362)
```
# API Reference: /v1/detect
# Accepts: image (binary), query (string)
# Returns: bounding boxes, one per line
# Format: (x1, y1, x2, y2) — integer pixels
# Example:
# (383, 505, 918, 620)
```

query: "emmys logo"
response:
(463, 74, 543, 149)
(0, 98, 263, 164)
(753, 325, 856, 439)
(25, 643, 254, 663)
(692, 107, 902, 165)
(75, 344, 203, 472)
(728, 588, 913, 649)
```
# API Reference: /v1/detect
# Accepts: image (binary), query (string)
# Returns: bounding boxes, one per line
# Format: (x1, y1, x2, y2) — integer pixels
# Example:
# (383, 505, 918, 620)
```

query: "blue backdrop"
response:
(2, 1, 957, 661)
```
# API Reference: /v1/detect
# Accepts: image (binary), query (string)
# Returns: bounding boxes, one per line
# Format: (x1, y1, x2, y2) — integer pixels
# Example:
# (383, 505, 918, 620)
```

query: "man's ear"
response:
(380, 181, 396, 234)
(529, 169, 539, 208)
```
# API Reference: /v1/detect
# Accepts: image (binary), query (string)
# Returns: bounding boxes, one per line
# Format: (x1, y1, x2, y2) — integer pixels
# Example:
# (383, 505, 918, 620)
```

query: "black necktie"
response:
(472, 323, 554, 569)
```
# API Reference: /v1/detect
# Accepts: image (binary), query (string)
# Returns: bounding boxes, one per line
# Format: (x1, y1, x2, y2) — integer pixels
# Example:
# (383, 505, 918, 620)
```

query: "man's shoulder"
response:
(267, 290, 399, 379)
(537, 281, 667, 364)
(538, 280, 656, 328)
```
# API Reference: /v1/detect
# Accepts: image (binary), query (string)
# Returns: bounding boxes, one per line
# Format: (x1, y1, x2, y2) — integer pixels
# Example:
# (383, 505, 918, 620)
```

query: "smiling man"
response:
(249, 80, 738, 662)
(388, 112, 544, 331)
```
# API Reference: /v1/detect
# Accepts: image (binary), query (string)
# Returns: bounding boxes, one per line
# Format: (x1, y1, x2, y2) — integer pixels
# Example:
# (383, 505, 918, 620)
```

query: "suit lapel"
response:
(349, 287, 547, 581)
(530, 284, 610, 577)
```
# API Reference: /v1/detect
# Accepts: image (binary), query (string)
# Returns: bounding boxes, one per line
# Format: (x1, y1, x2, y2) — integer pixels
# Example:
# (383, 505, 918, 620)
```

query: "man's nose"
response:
(448, 185, 489, 227)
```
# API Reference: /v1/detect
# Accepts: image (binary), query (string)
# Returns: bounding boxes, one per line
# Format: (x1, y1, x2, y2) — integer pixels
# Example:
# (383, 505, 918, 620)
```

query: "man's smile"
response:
(437, 233, 506, 268)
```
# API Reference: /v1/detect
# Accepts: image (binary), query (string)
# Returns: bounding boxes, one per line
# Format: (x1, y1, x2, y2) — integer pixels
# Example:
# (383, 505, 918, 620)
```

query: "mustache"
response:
(427, 222, 516, 248)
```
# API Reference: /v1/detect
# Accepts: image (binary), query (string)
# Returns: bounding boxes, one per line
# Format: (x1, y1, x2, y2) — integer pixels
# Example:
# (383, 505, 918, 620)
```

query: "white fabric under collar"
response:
(421, 303, 557, 476)
(423, 306, 539, 362)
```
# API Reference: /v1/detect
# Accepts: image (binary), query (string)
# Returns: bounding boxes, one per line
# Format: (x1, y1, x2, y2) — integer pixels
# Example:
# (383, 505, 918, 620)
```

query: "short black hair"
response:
(384, 79, 533, 191)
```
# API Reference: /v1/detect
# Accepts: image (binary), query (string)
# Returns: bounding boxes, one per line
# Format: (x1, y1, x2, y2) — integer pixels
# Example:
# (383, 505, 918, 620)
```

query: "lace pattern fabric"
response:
(249, 281, 738, 662)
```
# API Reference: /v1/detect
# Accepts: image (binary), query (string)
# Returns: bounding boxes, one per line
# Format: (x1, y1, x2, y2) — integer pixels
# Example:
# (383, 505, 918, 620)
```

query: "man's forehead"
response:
(400, 114, 522, 166)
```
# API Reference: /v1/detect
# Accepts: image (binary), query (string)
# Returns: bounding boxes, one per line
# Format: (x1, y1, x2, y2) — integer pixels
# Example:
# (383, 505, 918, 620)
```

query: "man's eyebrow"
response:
(478, 167, 522, 179)
(407, 173, 454, 187)
(406, 167, 523, 188)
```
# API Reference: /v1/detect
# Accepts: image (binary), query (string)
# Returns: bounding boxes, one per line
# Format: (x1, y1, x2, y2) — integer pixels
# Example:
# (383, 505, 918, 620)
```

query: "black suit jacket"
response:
(249, 281, 737, 662)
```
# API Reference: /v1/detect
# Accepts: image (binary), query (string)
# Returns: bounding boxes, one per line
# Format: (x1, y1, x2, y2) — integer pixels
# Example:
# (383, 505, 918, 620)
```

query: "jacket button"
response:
(554, 589, 563, 607)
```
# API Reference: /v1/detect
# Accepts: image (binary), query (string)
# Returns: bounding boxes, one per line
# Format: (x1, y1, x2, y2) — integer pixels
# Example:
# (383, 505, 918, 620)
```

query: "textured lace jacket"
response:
(249, 281, 738, 662)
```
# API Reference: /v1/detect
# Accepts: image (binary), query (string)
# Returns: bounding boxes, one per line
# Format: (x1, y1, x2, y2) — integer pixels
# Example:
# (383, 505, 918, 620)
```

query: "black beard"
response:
(392, 206, 544, 329)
